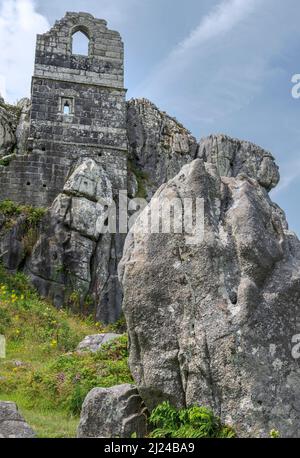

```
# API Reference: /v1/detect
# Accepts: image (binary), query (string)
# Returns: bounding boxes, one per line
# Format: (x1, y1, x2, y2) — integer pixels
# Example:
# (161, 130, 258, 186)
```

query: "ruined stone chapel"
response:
(0, 12, 127, 206)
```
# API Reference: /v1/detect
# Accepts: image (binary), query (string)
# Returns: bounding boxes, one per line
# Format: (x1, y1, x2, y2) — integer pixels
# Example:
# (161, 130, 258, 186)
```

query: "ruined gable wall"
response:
(0, 12, 127, 207)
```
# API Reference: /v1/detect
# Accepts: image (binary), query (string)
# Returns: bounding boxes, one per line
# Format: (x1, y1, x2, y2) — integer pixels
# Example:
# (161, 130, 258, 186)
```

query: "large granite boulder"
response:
(0, 401, 35, 438)
(127, 98, 198, 199)
(27, 158, 124, 323)
(119, 143, 300, 438)
(198, 134, 280, 191)
(77, 384, 148, 438)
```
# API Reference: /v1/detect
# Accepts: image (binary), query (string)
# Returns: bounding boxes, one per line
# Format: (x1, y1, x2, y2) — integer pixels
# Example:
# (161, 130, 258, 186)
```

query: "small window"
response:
(72, 30, 89, 56)
(63, 102, 70, 115)
(60, 97, 74, 117)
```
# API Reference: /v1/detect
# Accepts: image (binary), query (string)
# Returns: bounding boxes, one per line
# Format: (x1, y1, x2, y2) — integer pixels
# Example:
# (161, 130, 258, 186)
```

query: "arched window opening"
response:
(72, 30, 90, 56)
(63, 102, 70, 115)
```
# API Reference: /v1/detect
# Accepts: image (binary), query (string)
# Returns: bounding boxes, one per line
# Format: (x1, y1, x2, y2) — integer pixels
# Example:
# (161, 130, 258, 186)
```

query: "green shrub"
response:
(68, 383, 89, 415)
(0, 199, 46, 226)
(0, 199, 21, 216)
(105, 315, 127, 333)
(149, 401, 236, 438)
(15, 336, 132, 415)
(0, 265, 32, 296)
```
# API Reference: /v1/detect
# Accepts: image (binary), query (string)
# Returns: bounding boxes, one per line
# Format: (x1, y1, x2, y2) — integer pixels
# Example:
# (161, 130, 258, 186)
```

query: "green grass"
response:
(0, 393, 78, 438)
(0, 266, 132, 438)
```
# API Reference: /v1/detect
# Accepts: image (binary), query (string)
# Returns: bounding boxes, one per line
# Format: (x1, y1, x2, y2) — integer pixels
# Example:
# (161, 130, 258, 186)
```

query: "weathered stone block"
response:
(77, 385, 148, 438)
(0, 401, 35, 438)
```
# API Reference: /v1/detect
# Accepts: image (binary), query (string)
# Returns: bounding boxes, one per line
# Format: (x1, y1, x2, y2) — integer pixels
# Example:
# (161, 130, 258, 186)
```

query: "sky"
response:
(0, 0, 299, 235)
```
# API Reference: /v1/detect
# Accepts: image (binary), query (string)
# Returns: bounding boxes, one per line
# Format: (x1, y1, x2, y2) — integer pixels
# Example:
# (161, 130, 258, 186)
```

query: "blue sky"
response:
(0, 0, 299, 235)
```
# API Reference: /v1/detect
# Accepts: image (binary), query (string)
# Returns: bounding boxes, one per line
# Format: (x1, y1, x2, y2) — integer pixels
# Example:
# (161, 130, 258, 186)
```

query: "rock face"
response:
(77, 333, 121, 353)
(0, 401, 35, 438)
(0, 103, 17, 158)
(27, 158, 125, 322)
(0, 98, 196, 323)
(0, 98, 30, 161)
(127, 99, 198, 199)
(15, 98, 31, 155)
(0, 213, 30, 272)
(119, 137, 300, 438)
(198, 134, 280, 191)
(77, 384, 148, 438)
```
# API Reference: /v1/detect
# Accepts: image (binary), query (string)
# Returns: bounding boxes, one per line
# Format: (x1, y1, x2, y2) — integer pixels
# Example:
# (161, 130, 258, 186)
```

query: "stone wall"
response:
(34, 12, 124, 89)
(0, 148, 127, 207)
(0, 12, 127, 207)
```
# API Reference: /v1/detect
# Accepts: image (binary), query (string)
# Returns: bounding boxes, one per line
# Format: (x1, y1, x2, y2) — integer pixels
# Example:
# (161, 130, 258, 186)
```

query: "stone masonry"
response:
(0, 12, 127, 206)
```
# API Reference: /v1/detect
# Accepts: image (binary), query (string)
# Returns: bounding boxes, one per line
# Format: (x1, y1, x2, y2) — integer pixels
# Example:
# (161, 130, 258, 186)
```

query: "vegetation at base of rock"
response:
(0, 101, 21, 120)
(0, 154, 16, 167)
(149, 401, 236, 438)
(0, 200, 47, 256)
(0, 266, 132, 437)
(0, 199, 46, 227)
(128, 159, 150, 199)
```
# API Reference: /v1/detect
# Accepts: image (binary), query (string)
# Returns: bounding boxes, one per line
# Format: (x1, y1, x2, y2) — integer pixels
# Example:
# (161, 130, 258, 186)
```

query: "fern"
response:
(149, 401, 236, 438)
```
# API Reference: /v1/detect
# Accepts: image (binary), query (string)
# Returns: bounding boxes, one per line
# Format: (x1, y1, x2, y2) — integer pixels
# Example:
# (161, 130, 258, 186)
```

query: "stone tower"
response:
(0, 12, 127, 206)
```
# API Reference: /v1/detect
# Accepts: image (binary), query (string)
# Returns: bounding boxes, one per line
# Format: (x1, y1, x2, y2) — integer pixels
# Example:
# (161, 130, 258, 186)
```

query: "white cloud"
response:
(272, 157, 300, 196)
(37, 0, 140, 29)
(171, 0, 260, 57)
(0, 0, 49, 102)
(136, 0, 261, 94)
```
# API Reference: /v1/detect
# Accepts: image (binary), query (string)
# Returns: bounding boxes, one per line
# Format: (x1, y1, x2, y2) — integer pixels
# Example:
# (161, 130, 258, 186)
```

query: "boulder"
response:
(27, 158, 124, 323)
(63, 158, 113, 204)
(0, 401, 35, 438)
(119, 150, 300, 438)
(127, 98, 198, 199)
(77, 333, 121, 353)
(198, 134, 279, 191)
(77, 384, 148, 438)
